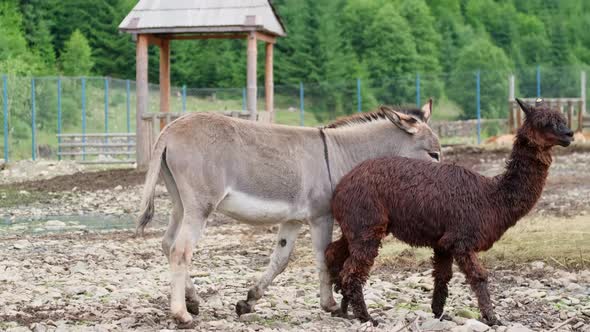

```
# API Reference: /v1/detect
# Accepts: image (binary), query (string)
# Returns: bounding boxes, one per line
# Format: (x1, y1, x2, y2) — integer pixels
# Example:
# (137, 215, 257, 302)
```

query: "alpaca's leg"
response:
(236, 221, 301, 316)
(431, 249, 453, 319)
(455, 252, 501, 325)
(325, 236, 350, 317)
(340, 239, 382, 326)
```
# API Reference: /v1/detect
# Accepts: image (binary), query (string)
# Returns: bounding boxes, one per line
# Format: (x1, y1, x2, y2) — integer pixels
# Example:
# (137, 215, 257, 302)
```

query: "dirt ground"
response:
(1, 146, 590, 331)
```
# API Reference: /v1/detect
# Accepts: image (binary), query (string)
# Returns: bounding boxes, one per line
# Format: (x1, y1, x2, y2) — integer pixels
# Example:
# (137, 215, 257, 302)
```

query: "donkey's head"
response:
(515, 98, 574, 148)
(379, 99, 441, 162)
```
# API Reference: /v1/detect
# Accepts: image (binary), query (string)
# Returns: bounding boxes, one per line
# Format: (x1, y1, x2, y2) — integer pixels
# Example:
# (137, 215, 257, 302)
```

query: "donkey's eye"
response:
(428, 152, 440, 161)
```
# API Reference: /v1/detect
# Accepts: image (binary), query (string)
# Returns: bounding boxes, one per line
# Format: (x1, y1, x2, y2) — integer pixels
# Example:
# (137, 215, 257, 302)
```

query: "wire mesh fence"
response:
(0, 65, 588, 162)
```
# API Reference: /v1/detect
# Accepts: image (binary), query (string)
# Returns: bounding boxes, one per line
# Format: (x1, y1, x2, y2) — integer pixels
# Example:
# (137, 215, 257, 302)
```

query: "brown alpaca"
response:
(325, 98, 574, 326)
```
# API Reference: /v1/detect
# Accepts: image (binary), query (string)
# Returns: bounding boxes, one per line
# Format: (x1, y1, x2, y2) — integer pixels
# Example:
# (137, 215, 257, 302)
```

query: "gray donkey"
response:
(137, 101, 441, 326)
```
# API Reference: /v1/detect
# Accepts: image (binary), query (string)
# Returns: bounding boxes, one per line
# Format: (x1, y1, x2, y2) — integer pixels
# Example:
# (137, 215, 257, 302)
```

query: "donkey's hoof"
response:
(235, 300, 253, 316)
(186, 300, 200, 315)
(176, 320, 195, 330)
(174, 312, 194, 329)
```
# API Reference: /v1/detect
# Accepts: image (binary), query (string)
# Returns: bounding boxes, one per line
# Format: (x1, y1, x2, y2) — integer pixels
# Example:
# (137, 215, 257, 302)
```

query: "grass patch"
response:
(0, 188, 48, 208)
(378, 215, 590, 270)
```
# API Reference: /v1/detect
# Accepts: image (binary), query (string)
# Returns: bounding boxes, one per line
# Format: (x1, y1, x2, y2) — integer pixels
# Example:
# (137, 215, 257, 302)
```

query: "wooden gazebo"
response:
(119, 0, 286, 169)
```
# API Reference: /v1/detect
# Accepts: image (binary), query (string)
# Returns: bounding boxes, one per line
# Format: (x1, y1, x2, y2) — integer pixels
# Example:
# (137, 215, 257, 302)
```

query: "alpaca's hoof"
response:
(359, 317, 379, 327)
(235, 300, 253, 316)
(483, 317, 505, 326)
(435, 313, 453, 321)
(331, 309, 349, 319)
(186, 300, 200, 315)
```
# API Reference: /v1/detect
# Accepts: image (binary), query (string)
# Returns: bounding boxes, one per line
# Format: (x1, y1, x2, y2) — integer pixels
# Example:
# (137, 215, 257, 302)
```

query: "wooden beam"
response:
(147, 35, 162, 47)
(163, 34, 248, 40)
(159, 39, 170, 131)
(265, 42, 274, 122)
(247, 32, 258, 121)
(255, 32, 276, 44)
(136, 34, 150, 170)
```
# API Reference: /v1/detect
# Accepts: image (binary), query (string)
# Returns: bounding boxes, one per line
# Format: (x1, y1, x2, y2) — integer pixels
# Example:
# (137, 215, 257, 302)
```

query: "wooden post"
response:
(579, 71, 586, 132)
(265, 42, 274, 122)
(567, 101, 573, 129)
(136, 34, 150, 170)
(508, 75, 515, 133)
(247, 32, 257, 121)
(159, 38, 170, 130)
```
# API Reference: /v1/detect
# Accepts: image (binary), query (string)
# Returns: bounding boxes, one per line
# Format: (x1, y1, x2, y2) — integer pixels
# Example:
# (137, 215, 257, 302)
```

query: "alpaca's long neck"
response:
(494, 135, 552, 228)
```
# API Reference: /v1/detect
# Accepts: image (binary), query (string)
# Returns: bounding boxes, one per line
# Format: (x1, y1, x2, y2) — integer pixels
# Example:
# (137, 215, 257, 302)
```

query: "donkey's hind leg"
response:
(236, 221, 301, 316)
(161, 165, 200, 316)
(310, 216, 340, 313)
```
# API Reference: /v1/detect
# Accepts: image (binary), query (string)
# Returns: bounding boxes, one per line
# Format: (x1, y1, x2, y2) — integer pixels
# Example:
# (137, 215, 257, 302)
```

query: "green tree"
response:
(449, 39, 513, 118)
(363, 3, 419, 104)
(60, 30, 94, 76)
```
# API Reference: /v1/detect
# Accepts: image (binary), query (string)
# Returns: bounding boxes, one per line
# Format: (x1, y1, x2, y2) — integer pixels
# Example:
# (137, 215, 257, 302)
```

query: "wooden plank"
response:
(147, 35, 162, 47)
(58, 151, 137, 156)
(78, 159, 136, 165)
(162, 33, 248, 40)
(59, 143, 136, 148)
(256, 32, 276, 44)
(159, 38, 171, 131)
(57, 133, 136, 137)
(247, 32, 258, 121)
(265, 42, 274, 122)
(136, 34, 151, 170)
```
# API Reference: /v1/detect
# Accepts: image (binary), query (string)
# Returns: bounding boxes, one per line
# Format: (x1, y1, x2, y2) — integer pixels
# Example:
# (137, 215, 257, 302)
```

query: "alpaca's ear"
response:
(380, 106, 419, 134)
(515, 98, 534, 116)
(420, 98, 433, 123)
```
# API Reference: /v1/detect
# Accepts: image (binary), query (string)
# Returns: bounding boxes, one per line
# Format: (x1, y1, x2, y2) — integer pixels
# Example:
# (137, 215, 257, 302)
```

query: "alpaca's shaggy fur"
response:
(325, 99, 574, 326)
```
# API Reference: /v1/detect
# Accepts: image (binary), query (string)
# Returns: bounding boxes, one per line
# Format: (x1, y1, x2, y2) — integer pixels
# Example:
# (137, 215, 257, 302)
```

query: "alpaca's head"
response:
(515, 98, 574, 148)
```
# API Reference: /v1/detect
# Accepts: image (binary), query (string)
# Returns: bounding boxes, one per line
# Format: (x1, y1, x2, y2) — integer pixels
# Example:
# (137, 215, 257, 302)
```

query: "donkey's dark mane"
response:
(323, 105, 424, 129)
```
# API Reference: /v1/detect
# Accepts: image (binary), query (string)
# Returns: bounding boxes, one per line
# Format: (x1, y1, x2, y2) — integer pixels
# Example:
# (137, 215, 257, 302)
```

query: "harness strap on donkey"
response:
(319, 128, 334, 192)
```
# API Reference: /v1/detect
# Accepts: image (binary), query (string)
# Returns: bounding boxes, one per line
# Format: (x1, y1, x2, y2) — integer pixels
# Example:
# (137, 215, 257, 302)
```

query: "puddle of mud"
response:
(0, 215, 135, 236)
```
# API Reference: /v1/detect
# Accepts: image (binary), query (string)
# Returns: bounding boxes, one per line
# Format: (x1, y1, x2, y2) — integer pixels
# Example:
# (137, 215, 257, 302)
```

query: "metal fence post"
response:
(81, 77, 86, 161)
(182, 85, 187, 113)
(104, 78, 109, 135)
(416, 73, 421, 107)
(357, 78, 362, 113)
(31, 78, 36, 160)
(242, 87, 246, 112)
(299, 82, 304, 126)
(536, 65, 541, 97)
(476, 70, 481, 145)
(57, 78, 62, 161)
(2, 75, 8, 162)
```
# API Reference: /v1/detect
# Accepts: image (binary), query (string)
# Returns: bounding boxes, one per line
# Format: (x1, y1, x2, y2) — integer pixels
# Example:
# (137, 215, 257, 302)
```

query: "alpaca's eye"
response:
(428, 152, 440, 161)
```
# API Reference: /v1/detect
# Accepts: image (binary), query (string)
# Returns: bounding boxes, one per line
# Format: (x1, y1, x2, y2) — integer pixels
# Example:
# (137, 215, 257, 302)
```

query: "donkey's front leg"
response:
(236, 221, 301, 316)
(310, 216, 339, 313)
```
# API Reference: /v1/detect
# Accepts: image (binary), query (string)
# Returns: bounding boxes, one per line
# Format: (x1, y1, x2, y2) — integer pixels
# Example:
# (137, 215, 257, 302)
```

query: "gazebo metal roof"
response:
(119, 0, 286, 37)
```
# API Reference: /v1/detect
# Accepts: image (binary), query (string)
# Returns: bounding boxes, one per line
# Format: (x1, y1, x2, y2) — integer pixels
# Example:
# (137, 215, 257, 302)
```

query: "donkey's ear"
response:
(421, 98, 433, 123)
(380, 106, 419, 134)
(515, 98, 534, 116)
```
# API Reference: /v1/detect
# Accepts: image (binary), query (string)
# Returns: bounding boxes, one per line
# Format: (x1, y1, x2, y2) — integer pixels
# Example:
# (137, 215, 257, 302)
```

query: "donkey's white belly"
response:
(217, 190, 309, 224)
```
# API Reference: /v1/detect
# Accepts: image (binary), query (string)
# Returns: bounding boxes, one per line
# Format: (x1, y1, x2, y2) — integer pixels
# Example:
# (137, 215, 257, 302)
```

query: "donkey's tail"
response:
(136, 138, 167, 236)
